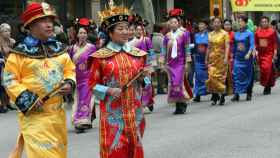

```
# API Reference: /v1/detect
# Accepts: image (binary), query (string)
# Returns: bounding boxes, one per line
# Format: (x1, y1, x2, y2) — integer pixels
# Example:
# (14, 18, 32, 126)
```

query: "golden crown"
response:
(98, 0, 130, 23)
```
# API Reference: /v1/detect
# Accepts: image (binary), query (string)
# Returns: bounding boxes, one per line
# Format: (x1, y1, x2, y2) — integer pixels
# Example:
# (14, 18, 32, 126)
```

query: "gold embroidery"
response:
(91, 47, 147, 59)
(237, 43, 245, 51)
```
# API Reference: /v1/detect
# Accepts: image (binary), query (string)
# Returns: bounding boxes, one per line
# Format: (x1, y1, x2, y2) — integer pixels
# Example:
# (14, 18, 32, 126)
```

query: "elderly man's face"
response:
(29, 17, 54, 40)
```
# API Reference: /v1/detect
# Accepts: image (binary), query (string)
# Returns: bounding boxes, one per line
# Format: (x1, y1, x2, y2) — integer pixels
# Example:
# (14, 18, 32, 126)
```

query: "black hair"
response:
(260, 16, 270, 22)
(223, 19, 232, 24)
(17, 23, 25, 33)
(198, 18, 209, 26)
(168, 16, 181, 23)
(103, 24, 117, 46)
(271, 20, 277, 26)
(212, 16, 223, 24)
(238, 15, 248, 23)
(75, 26, 89, 35)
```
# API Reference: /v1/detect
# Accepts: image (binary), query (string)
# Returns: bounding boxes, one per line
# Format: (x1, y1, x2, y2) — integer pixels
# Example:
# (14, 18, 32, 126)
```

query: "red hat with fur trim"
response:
(21, 2, 56, 28)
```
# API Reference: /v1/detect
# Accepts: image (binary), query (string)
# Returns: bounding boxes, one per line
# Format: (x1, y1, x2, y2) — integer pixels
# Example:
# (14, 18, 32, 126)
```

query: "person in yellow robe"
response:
(206, 17, 233, 106)
(3, 2, 76, 158)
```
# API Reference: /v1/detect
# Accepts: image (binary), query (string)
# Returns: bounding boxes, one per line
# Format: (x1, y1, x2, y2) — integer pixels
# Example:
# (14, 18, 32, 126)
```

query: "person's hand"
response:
(186, 55, 192, 62)
(252, 51, 256, 58)
(255, 50, 259, 57)
(58, 83, 72, 95)
(35, 99, 44, 109)
(224, 58, 228, 65)
(273, 53, 278, 62)
(245, 52, 251, 60)
(107, 88, 122, 99)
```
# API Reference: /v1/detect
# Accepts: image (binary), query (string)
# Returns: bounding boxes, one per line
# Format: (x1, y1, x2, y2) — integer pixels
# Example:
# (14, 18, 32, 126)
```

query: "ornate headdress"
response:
(21, 2, 56, 27)
(98, 0, 130, 30)
(128, 14, 149, 27)
(167, 8, 184, 19)
(72, 17, 91, 32)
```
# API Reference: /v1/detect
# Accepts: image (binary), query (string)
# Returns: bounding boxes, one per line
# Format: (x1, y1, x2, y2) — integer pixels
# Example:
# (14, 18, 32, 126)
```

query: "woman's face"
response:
(169, 18, 179, 31)
(109, 22, 129, 45)
(213, 18, 222, 30)
(135, 25, 144, 38)
(260, 18, 269, 28)
(238, 18, 247, 29)
(198, 22, 207, 32)
(223, 21, 232, 31)
(77, 27, 88, 43)
(128, 25, 135, 39)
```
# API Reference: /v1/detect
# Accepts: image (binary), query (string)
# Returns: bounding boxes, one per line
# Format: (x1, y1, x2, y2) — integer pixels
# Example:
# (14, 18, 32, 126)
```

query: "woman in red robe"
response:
(88, 1, 148, 158)
(255, 16, 278, 95)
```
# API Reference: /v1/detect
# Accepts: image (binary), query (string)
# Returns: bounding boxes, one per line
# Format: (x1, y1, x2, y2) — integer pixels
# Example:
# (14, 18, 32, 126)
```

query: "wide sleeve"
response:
(62, 53, 76, 89)
(249, 32, 255, 51)
(88, 57, 109, 101)
(3, 53, 39, 114)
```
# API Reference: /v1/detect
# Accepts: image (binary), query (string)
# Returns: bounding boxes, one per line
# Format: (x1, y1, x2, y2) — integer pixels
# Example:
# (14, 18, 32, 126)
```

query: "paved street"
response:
(1, 82, 280, 158)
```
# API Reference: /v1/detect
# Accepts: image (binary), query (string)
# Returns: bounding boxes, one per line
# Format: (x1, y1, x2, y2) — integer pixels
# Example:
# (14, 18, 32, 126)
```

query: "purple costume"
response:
(69, 43, 96, 126)
(163, 29, 193, 103)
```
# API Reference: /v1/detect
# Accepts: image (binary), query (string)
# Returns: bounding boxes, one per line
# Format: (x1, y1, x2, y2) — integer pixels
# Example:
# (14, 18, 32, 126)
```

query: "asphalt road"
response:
(1, 82, 280, 158)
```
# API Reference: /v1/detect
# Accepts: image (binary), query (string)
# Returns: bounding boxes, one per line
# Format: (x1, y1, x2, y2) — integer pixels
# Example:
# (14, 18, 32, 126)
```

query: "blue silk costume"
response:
(193, 32, 208, 96)
(233, 29, 255, 94)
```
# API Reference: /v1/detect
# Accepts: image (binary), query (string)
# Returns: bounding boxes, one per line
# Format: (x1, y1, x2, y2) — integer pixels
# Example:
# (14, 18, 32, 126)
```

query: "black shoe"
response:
(219, 95, 225, 106)
(210, 94, 214, 101)
(211, 100, 217, 106)
(267, 87, 271, 95)
(0, 107, 8, 113)
(246, 94, 252, 101)
(7, 105, 17, 111)
(173, 103, 186, 115)
(75, 126, 86, 134)
(263, 87, 271, 95)
(157, 88, 166, 94)
(182, 103, 188, 113)
(231, 94, 240, 102)
(193, 96, 201, 102)
(148, 105, 154, 112)
(81, 124, 92, 130)
(211, 94, 219, 106)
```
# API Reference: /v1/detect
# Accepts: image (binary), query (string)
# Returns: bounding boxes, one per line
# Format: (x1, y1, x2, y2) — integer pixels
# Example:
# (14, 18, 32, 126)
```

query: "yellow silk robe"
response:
(206, 29, 233, 94)
(3, 36, 75, 158)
